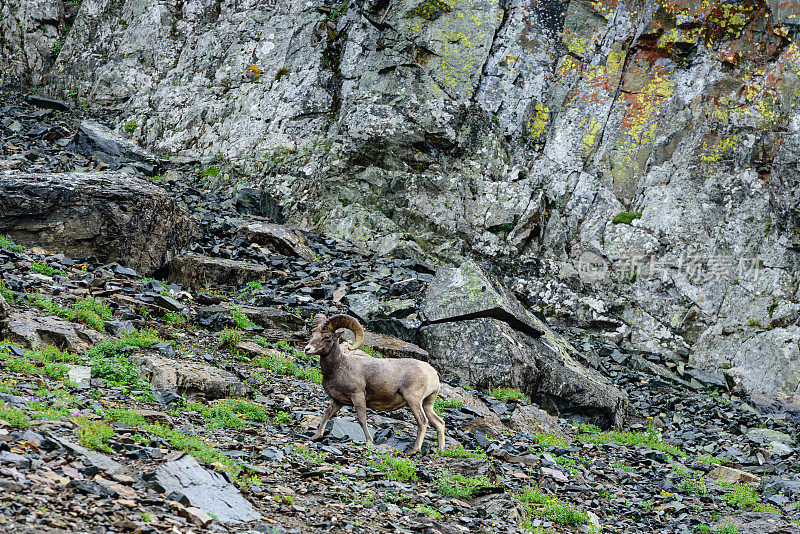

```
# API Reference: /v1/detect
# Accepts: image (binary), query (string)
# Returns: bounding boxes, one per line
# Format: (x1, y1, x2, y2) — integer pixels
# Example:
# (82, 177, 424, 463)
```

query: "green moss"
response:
(275, 67, 289, 80)
(409, 0, 452, 21)
(200, 167, 221, 177)
(612, 212, 642, 225)
(123, 120, 137, 133)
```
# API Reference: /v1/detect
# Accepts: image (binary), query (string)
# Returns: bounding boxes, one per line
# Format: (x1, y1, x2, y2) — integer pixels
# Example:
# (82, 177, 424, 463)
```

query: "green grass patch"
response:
(104, 408, 147, 426)
(515, 487, 590, 526)
(437, 471, 490, 498)
(721, 483, 759, 508)
(275, 411, 291, 425)
(219, 328, 244, 346)
(200, 167, 220, 177)
(186, 398, 270, 430)
(74, 417, 114, 453)
(163, 311, 187, 326)
(369, 453, 417, 482)
(715, 520, 740, 534)
(612, 211, 642, 225)
(0, 235, 25, 253)
(31, 262, 66, 277)
(438, 444, 487, 460)
(416, 504, 442, 519)
(679, 478, 708, 496)
(577, 425, 686, 457)
(252, 350, 322, 384)
(696, 454, 729, 465)
(291, 443, 326, 463)
(87, 329, 162, 390)
(123, 120, 137, 133)
(433, 397, 463, 415)
(532, 432, 568, 448)
(0, 403, 30, 428)
(231, 307, 255, 329)
(486, 387, 530, 403)
(0, 344, 80, 378)
(28, 294, 112, 331)
(0, 280, 13, 302)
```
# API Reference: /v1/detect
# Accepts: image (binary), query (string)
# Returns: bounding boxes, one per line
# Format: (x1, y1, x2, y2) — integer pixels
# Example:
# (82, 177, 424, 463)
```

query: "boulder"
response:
(420, 261, 543, 339)
(2, 311, 104, 352)
(346, 292, 421, 342)
(708, 466, 761, 486)
(723, 512, 800, 534)
(362, 331, 428, 360)
(419, 262, 628, 429)
(237, 222, 315, 261)
(236, 306, 305, 331)
(0, 172, 196, 275)
(168, 254, 274, 290)
(67, 120, 158, 174)
(130, 352, 250, 399)
(153, 454, 261, 523)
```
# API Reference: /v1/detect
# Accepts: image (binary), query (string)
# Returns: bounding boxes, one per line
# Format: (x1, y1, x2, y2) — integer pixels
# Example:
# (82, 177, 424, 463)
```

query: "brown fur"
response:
(305, 314, 445, 454)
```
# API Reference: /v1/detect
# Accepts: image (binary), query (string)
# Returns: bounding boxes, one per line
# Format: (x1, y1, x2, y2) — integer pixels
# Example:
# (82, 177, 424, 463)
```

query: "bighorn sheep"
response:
(305, 314, 445, 454)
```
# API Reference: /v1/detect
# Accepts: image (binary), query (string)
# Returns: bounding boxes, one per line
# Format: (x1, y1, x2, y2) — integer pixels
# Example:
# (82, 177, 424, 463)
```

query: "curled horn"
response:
(322, 314, 364, 350)
(311, 313, 328, 331)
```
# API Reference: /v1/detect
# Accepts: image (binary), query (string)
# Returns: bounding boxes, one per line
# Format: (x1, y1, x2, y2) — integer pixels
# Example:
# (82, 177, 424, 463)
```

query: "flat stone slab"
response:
(154, 454, 261, 523)
(168, 254, 275, 290)
(3, 311, 104, 352)
(130, 352, 250, 399)
(237, 222, 315, 261)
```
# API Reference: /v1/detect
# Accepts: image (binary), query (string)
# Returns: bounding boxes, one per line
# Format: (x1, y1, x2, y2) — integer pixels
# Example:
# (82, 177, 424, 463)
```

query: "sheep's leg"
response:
(352, 395, 373, 447)
(423, 394, 445, 453)
(405, 396, 429, 455)
(312, 400, 342, 440)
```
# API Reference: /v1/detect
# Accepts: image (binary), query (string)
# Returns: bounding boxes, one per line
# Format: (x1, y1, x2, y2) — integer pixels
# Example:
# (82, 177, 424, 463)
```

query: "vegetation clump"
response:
(0, 235, 25, 253)
(369, 453, 417, 482)
(28, 294, 112, 331)
(486, 387, 530, 403)
(437, 471, 491, 498)
(612, 211, 642, 225)
(577, 425, 687, 458)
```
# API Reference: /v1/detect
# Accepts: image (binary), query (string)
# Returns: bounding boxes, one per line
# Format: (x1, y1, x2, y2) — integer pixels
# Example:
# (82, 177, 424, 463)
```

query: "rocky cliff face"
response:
(7, 0, 800, 400)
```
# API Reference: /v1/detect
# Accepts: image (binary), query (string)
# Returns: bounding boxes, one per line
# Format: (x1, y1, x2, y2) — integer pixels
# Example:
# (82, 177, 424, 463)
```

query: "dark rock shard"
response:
(67, 120, 158, 174)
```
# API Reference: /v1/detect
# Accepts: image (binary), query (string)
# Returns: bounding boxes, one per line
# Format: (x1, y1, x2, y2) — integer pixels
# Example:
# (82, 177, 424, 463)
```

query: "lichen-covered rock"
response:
(0, 0, 63, 87)
(17, 0, 800, 402)
(0, 172, 196, 275)
(237, 222, 315, 261)
(2, 311, 104, 352)
(130, 352, 251, 399)
(167, 254, 273, 290)
(419, 261, 628, 428)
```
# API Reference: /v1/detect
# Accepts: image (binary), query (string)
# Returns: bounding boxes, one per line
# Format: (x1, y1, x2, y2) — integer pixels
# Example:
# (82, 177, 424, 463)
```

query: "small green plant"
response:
(0, 280, 13, 302)
(50, 38, 64, 58)
(611, 460, 634, 472)
(140, 512, 153, 522)
(219, 328, 244, 346)
(200, 167, 221, 177)
(695, 454, 729, 465)
(231, 307, 255, 329)
(679, 478, 708, 496)
(369, 453, 417, 482)
(123, 120, 137, 133)
(275, 67, 290, 80)
(416, 504, 442, 519)
(87, 329, 162, 390)
(273, 494, 294, 505)
(74, 417, 114, 452)
(164, 311, 187, 326)
(31, 262, 66, 277)
(252, 351, 321, 384)
(360, 345, 384, 358)
(0, 235, 25, 253)
(0, 403, 30, 428)
(695, 525, 712, 533)
(275, 411, 291, 425)
(577, 425, 686, 457)
(438, 444, 487, 460)
(748, 318, 761, 328)
(437, 471, 490, 498)
(186, 398, 270, 430)
(291, 443, 326, 463)
(715, 520, 740, 534)
(722, 483, 759, 508)
(433, 397, 463, 415)
(612, 211, 642, 225)
(532, 432, 568, 448)
(104, 408, 147, 427)
(486, 387, 530, 403)
(514, 487, 589, 526)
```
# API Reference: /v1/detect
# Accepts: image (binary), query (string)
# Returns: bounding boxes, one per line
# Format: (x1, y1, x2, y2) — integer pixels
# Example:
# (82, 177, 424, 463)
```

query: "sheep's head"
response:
(304, 314, 364, 356)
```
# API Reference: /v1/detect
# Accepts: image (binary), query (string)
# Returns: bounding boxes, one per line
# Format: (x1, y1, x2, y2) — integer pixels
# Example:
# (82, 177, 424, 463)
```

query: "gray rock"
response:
(329, 419, 374, 444)
(2, 310, 104, 352)
(151, 294, 186, 313)
(50, 435, 126, 476)
(746, 428, 796, 446)
(234, 188, 284, 222)
(0, 172, 196, 275)
(362, 331, 428, 360)
(237, 222, 315, 262)
(154, 454, 261, 523)
(420, 317, 628, 429)
(237, 306, 305, 331)
(168, 254, 273, 290)
(130, 351, 251, 399)
(66, 365, 92, 387)
(723, 512, 800, 534)
(0, 451, 31, 469)
(420, 261, 544, 339)
(67, 120, 158, 173)
(0, 0, 63, 87)
(0, 293, 9, 325)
